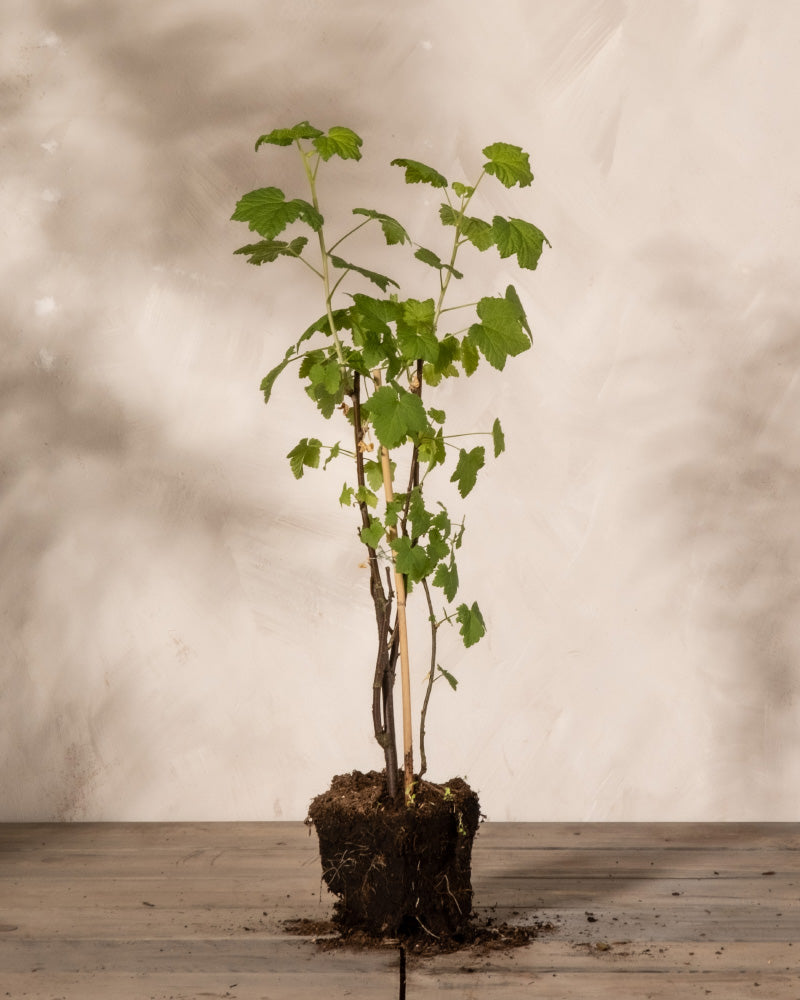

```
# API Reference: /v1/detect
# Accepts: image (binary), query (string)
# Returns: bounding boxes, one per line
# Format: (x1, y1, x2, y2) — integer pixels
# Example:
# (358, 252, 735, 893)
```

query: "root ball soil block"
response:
(308, 770, 480, 939)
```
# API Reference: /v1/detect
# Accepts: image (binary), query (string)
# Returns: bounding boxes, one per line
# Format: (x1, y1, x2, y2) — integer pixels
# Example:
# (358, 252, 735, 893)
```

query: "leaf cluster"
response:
(232, 122, 549, 688)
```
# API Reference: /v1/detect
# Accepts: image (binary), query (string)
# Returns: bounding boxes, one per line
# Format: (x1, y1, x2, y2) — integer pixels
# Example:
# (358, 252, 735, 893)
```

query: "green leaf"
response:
(450, 446, 485, 498)
(298, 349, 324, 379)
(329, 254, 399, 292)
(424, 334, 461, 385)
(456, 601, 486, 647)
(482, 142, 534, 188)
(368, 385, 429, 449)
(364, 458, 394, 492)
(414, 247, 463, 279)
(287, 438, 322, 479)
(469, 295, 531, 370)
(439, 205, 496, 251)
(355, 485, 378, 509)
(260, 356, 293, 404)
(313, 126, 362, 161)
(418, 428, 446, 468)
(492, 216, 550, 270)
(451, 181, 474, 198)
(339, 483, 354, 507)
(492, 417, 505, 457)
(408, 488, 432, 537)
(403, 297, 436, 331)
(397, 298, 439, 363)
(234, 236, 309, 265)
(504, 283, 532, 339)
(308, 356, 341, 395)
(391, 158, 448, 188)
(360, 517, 385, 549)
(426, 529, 449, 565)
(231, 187, 323, 239)
(392, 537, 431, 582)
(437, 665, 459, 690)
(460, 337, 480, 376)
(432, 507, 451, 536)
(352, 208, 410, 246)
(384, 497, 404, 528)
(428, 407, 446, 424)
(433, 559, 459, 602)
(323, 442, 341, 469)
(297, 308, 352, 350)
(351, 294, 402, 335)
(255, 121, 323, 149)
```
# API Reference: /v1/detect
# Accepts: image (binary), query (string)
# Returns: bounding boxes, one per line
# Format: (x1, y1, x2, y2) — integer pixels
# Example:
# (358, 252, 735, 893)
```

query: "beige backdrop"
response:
(3, 0, 799, 820)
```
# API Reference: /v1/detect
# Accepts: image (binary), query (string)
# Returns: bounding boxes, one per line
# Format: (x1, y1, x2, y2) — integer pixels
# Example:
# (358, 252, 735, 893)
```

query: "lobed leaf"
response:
(323, 442, 341, 469)
(482, 142, 534, 188)
(433, 559, 459, 603)
(297, 308, 352, 349)
(234, 236, 308, 265)
(456, 602, 486, 647)
(414, 247, 463, 279)
(450, 446, 486, 498)
(308, 356, 341, 395)
(426, 529, 449, 566)
(287, 438, 322, 479)
(391, 158, 448, 188)
(329, 254, 399, 292)
(368, 384, 429, 449)
(392, 536, 431, 582)
(355, 485, 378, 509)
(492, 216, 550, 270)
(231, 187, 323, 239)
(260, 356, 293, 404)
(418, 428, 446, 468)
(352, 208, 410, 246)
(339, 483, 354, 507)
(255, 121, 323, 149)
(364, 458, 395, 492)
(408, 487, 432, 537)
(503, 283, 532, 338)
(469, 295, 530, 370)
(313, 126, 363, 161)
(439, 204, 496, 251)
(397, 298, 439, 363)
(360, 517, 385, 549)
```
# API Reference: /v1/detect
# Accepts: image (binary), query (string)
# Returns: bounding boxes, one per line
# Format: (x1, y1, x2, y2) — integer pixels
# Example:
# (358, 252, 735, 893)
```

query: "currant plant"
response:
(232, 122, 549, 805)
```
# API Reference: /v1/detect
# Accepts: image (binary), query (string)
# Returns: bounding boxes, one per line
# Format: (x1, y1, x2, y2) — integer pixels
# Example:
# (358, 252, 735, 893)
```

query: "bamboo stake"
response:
(373, 373, 415, 805)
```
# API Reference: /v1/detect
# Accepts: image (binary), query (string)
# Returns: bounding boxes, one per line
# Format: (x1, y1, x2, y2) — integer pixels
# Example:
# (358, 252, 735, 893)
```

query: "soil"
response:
(306, 769, 481, 941)
(283, 914, 553, 957)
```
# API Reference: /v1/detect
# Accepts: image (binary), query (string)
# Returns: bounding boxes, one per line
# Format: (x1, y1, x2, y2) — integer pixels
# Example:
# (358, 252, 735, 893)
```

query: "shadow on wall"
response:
(2, 2, 397, 818)
(32, 0, 408, 267)
(0, 322, 258, 819)
(631, 240, 800, 816)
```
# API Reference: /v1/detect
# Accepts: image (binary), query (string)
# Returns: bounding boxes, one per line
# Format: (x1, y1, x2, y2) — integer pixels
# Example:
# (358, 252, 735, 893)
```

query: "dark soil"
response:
(283, 914, 553, 957)
(306, 770, 481, 941)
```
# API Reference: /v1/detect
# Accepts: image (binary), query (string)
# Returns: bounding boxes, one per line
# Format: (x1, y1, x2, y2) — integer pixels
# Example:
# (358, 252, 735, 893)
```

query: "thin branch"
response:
(418, 576, 438, 778)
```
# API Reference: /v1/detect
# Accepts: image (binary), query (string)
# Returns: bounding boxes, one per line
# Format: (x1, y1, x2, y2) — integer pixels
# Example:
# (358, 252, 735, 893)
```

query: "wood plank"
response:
(1, 822, 798, 998)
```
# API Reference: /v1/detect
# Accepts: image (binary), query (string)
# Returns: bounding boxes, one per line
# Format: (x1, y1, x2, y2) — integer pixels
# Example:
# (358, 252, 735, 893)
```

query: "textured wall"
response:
(3, 0, 799, 820)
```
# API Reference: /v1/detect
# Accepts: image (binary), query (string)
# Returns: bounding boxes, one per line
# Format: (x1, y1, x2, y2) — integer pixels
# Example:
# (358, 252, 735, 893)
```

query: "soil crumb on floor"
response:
(282, 915, 555, 956)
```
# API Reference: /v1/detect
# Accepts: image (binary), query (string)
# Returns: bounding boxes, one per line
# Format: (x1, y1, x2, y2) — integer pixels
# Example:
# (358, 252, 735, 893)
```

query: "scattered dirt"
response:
(307, 770, 481, 940)
(283, 914, 555, 957)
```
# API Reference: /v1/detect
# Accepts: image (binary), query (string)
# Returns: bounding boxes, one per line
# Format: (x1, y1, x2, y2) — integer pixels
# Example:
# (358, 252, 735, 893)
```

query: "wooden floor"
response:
(1, 822, 798, 998)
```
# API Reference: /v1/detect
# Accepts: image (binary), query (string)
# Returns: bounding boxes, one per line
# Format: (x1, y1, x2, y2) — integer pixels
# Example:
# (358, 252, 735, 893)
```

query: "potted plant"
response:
(231, 122, 549, 940)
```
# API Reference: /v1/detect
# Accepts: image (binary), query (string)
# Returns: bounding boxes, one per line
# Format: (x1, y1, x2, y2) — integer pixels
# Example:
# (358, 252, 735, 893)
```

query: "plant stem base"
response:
(307, 770, 480, 939)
